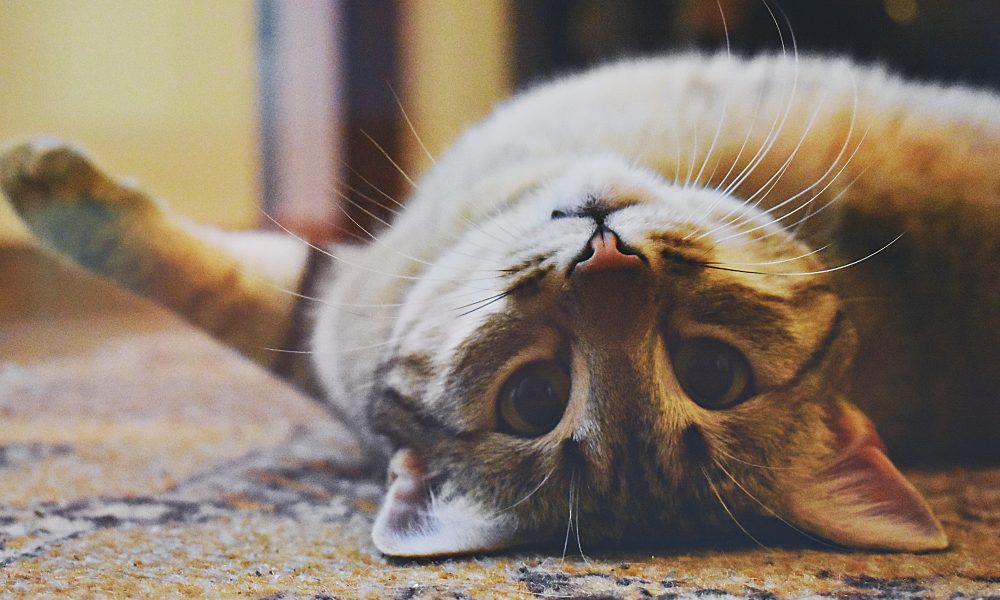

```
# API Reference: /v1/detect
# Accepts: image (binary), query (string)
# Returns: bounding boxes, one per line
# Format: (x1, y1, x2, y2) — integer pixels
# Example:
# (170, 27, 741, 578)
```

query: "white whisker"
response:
(690, 0, 732, 189)
(561, 467, 575, 561)
(702, 466, 768, 550)
(331, 188, 505, 275)
(495, 465, 557, 513)
(713, 458, 835, 548)
(717, 0, 800, 203)
(361, 129, 419, 189)
(719, 70, 864, 244)
(707, 243, 831, 268)
(572, 469, 590, 564)
(258, 208, 503, 288)
(753, 168, 868, 246)
(388, 81, 437, 166)
(705, 232, 904, 277)
(703, 93, 829, 240)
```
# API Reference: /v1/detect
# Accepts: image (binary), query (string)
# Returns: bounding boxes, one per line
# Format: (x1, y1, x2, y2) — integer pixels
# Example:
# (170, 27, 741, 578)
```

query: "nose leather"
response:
(570, 229, 652, 343)
(574, 230, 645, 275)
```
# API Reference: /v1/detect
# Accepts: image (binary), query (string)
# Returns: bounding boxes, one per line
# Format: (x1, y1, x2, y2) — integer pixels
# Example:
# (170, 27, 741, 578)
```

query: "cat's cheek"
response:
(371, 449, 520, 557)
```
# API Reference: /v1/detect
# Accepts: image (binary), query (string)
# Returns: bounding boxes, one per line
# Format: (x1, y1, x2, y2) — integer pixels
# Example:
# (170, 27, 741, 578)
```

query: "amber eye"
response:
(674, 339, 754, 409)
(497, 361, 571, 437)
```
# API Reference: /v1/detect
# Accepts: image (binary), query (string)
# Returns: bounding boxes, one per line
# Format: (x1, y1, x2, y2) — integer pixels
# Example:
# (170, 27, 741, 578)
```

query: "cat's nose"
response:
(571, 228, 645, 276)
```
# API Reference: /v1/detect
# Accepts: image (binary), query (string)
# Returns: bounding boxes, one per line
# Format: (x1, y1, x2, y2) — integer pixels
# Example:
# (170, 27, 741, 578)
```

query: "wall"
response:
(0, 0, 259, 241)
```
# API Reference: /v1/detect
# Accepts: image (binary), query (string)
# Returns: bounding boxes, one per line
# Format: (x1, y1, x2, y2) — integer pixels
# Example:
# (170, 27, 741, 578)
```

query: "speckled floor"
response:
(2, 243, 999, 599)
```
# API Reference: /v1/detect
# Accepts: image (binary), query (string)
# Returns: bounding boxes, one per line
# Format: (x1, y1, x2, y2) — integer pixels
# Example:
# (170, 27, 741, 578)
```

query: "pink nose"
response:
(573, 229, 644, 275)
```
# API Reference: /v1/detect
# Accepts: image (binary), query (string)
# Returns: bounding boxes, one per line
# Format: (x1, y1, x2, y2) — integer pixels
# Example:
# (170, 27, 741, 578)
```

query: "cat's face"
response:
(367, 156, 946, 556)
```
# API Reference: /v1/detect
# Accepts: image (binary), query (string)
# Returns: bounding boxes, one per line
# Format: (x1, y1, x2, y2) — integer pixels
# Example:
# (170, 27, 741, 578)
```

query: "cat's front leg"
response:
(0, 137, 310, 375)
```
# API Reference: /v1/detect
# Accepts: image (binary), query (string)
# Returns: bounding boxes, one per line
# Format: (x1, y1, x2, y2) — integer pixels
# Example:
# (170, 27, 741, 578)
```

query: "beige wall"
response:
(400, 0, 513, 178)
(0, 0, 259, 236)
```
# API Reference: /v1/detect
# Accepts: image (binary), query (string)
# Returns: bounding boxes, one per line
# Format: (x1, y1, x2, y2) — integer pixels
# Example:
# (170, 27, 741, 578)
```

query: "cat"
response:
(3, 53, 999, 558)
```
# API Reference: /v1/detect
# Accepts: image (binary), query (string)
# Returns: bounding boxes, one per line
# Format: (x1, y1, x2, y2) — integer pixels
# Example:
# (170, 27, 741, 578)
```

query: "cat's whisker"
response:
(727, 90, 831, 221)
(710, 446, 806, 472)
(455, 290, 511, 317)
(494, 465, 557, 514)
(336, 181, 403, 221)
(697, 125, 864, 262)
(704, 93, 828, 238)
(451, 291, 510, 312)
(341, 163, 509, 262)
(703, 86, 766, 218)
(713, 457, 837, 549)
(268, 286, 409, 320)
(737, 168, 863, 252)
(717, 133, 866, 249)
(338, 179, 508, 262)
(355, 130, 521, 268)
(750, 167, 867, 246)
(361, 129, 420, 190)
(351, 134, 516, 248)
(701, 465, 769, 550)
(672, 107, 684, 186)
(344, 150, 520, 249)
(761, 167, 869, 239)
(714, 0, 799, 206)
(259, 347, 313, 354)
(326, 339, 399, 355)
(344, 161, 407, 211)
(560, 467, 576, 562)
(260, 208, 505, 289)
(282, 280, 512, 319)
(572, 469, 590, 564)
(837, 295, 903, 305)
(705, 243, 831, 268)
(689, 0, 732, 190)
(702, 231, 904, 277)
(331, 188, 507, 275)
(715, 82, 790, 202)
(725, 70, 864, 240)
(388, 81, 437, 166)
(682, 129, 699, 189)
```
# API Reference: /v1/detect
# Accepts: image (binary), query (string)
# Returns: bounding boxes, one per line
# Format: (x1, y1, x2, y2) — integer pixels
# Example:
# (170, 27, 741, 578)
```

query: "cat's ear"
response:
(783, 400, 948, 552)
(371, 449, 517, 557)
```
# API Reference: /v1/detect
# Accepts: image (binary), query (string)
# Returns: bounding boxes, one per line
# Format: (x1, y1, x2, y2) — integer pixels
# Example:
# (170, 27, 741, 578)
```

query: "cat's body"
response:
(3, 54, 999, 557)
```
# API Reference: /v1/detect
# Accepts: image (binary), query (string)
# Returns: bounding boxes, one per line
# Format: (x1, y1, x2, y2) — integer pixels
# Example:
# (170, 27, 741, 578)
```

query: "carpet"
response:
(1, 242, 998, 599)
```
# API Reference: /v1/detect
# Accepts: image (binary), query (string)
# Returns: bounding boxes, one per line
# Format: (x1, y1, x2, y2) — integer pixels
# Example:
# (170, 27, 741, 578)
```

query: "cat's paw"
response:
(0, 138, 104, 208)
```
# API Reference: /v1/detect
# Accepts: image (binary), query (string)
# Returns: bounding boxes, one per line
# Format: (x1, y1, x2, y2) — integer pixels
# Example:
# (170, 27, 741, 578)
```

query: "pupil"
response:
(514, 375, 561, 427)
(689, 351, 734, 401)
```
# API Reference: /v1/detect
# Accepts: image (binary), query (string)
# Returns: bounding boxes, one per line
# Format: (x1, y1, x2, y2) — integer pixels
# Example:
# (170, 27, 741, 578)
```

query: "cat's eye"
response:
(497, 361, 571, 437)
(673, 339, 754, 409)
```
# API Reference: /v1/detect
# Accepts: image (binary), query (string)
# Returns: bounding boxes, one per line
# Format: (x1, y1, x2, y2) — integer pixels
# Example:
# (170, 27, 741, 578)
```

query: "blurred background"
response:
(2, 0, 998, 244)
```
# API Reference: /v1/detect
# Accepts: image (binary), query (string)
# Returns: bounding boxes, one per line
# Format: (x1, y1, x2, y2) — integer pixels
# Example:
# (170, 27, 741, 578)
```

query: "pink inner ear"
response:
(379, 449, 432, 536)
(784, 401, 948, 552)
(825, 396, 888, 456)
(371, 449, 519, 557)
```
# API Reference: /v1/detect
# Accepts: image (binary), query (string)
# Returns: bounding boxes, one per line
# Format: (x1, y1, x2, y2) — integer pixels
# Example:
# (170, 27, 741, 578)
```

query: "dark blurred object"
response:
(341, 1, 404, 241)
(258, 0, 403, 244)
(512, 0, 1000, 90)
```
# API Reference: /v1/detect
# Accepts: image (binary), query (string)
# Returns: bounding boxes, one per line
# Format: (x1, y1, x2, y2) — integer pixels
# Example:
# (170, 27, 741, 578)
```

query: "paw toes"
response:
(0, 137, 100, 204)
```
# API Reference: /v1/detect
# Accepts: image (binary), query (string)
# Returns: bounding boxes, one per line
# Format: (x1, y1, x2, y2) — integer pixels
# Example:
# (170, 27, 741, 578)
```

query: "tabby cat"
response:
(3, 53, 999, 557)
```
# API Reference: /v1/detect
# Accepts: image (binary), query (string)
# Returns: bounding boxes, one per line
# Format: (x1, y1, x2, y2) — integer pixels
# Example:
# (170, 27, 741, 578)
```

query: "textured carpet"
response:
(1, 242, 998, 599)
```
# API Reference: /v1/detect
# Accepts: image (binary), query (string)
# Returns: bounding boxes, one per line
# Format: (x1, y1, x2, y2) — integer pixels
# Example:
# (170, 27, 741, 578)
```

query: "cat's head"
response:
(367, 155, 946, 557)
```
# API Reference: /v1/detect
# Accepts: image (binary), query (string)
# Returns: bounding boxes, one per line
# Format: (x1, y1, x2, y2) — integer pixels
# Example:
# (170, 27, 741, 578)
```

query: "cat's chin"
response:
(371, 449, 521, 557)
